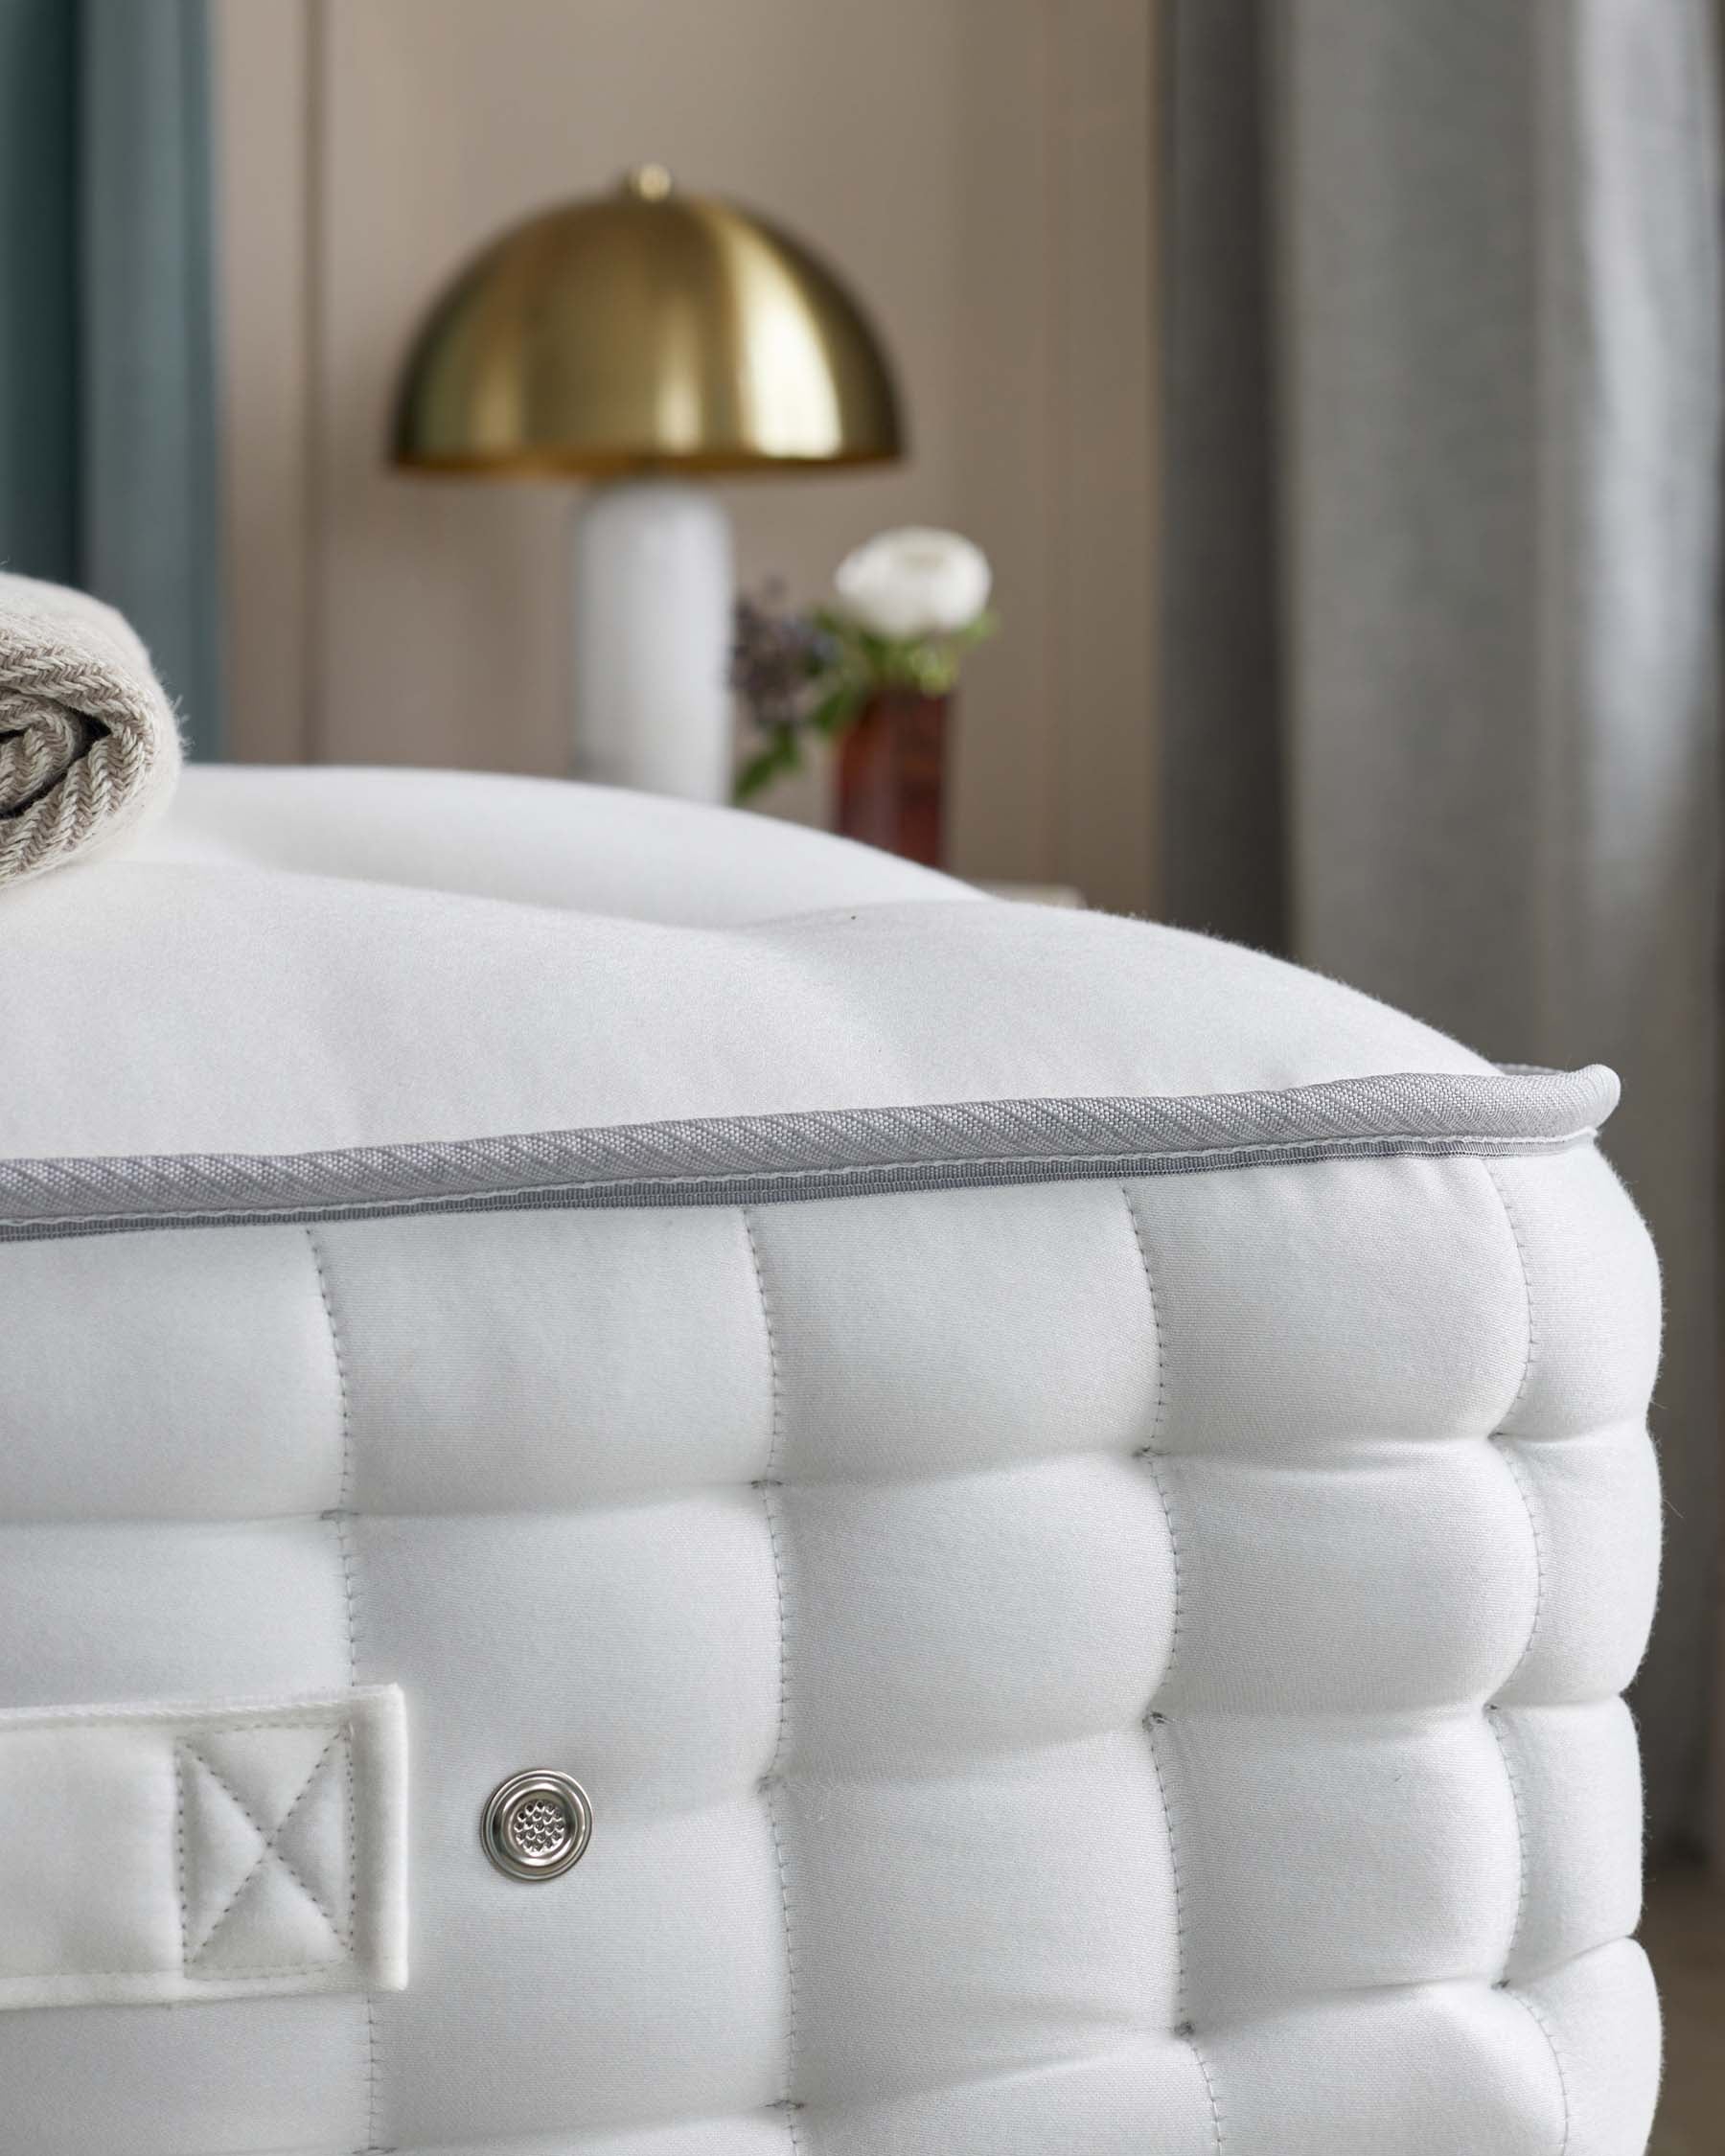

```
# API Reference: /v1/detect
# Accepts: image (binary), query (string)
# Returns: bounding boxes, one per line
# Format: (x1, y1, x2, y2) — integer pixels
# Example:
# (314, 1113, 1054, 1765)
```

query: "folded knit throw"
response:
(0, 573, 182, 893)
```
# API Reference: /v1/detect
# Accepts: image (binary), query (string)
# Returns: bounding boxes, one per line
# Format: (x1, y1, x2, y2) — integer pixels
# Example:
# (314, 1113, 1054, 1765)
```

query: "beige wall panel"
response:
(213, 0, 311, 763)
(1047, 0, 1157, 916)
(948, 0, 1059, 887)
(218, 0, 1158, 902)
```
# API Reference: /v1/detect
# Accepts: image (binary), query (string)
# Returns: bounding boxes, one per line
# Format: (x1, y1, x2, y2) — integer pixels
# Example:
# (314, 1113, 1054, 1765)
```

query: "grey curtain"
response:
(1162, 0, 1721, 1853)
(0, 0, 221, 754)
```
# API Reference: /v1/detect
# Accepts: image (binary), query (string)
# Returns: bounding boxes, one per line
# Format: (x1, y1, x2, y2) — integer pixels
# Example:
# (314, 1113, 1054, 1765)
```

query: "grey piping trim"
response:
(0, 1066, 1617, 1245)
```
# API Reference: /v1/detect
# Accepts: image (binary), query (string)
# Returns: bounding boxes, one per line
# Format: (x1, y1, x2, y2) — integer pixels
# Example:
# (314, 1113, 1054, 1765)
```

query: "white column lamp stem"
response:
(570, 478, 735, 802)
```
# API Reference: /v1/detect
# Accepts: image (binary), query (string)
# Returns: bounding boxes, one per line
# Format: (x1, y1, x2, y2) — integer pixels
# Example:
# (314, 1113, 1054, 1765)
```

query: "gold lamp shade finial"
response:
(622, 162, 675, 203)
(391, 172, 905, 477)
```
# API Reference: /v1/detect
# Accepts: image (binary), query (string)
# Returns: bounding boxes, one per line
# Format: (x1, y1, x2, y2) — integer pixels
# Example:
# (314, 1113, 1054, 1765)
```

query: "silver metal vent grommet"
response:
(481, 1769, 592, 1881)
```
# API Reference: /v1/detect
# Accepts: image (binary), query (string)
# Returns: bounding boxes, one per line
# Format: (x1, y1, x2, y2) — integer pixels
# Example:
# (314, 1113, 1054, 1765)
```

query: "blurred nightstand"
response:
(976, 882, 1086, 907)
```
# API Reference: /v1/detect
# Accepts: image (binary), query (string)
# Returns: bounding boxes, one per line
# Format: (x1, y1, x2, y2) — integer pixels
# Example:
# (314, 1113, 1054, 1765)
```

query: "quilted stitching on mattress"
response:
(0, 1127, 1660, 2155)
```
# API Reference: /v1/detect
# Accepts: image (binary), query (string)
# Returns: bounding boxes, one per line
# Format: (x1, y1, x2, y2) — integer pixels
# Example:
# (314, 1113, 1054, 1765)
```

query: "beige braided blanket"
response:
(0, 572, 182, 893)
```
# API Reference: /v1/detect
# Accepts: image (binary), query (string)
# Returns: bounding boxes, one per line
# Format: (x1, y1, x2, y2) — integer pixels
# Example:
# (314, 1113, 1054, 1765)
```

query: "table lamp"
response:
(391, 166, 903, 801)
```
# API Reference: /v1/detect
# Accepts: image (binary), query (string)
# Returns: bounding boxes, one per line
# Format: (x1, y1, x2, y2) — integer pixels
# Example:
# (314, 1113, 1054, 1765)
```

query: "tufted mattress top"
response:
(0, 769, 1660, 2155)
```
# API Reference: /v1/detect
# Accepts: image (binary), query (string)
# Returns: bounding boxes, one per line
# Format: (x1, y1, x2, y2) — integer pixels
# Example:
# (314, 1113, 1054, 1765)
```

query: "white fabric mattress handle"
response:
(0, 1686, 405, 2009)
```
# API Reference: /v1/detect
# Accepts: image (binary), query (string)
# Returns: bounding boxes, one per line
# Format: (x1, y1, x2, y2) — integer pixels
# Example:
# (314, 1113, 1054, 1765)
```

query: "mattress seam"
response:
(1124, 1188, 1181, 1688)
(1479, 1165, 1570, 2149)
(0, 1135, 1606, 1243)
(1124, 1185, 1225, 2155)
(743, 1209, 801, 2150)
(1483, 1163, 1548, 1692)
(307, 1228, 380, 2156)
(0, 1066, 1620, 1242)
(1485, 1160, 1542, 1429)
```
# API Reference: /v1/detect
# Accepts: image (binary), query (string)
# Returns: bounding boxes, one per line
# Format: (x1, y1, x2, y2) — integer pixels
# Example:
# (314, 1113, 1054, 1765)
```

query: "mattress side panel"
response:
(0, 1139, 1661, 2155)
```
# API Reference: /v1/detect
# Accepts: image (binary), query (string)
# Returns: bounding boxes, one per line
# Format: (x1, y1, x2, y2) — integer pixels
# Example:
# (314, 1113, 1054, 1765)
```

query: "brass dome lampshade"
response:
(392, 167, 905, 799)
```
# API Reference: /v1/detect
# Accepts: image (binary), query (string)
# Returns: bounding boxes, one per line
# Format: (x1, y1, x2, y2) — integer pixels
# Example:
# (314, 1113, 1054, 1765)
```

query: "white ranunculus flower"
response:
(832, 527, 992, 640)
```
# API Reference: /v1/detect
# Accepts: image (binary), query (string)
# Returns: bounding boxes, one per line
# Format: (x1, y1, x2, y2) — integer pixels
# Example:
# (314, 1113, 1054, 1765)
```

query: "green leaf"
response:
(802, 602, 1000, 702)
(733, 734, 801, 803)
(808, 683, 864, 737)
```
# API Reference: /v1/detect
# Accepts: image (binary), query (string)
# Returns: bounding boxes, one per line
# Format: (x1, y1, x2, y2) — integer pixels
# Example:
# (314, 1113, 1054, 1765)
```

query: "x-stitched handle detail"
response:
(180, 1728, 350, 1964)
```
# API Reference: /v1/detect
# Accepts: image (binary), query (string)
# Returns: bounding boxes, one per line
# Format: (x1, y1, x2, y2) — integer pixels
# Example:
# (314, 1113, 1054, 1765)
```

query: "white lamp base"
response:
(570, 478, 735, 802)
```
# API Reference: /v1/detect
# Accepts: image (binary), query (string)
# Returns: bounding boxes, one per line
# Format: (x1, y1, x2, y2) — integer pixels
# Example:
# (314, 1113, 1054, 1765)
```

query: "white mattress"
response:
(0, 768, 1661, 2154)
